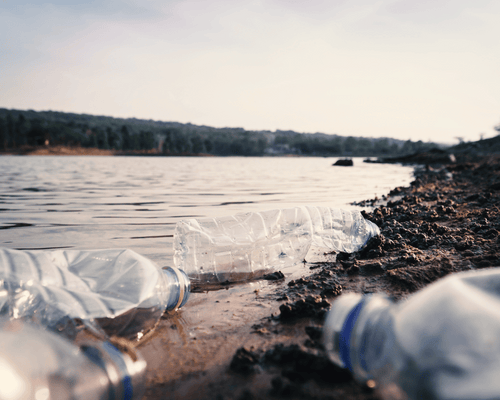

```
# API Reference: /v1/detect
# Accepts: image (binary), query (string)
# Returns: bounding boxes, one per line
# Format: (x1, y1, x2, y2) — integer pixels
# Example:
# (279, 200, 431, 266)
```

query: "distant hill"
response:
(367, 130, 500, 166)
(449, 134, 500, 155)
(0, 108, 446, 157)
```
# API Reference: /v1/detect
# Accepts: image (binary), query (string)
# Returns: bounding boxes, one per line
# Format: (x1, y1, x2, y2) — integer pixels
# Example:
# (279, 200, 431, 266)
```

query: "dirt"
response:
(134, 153, 500, 400)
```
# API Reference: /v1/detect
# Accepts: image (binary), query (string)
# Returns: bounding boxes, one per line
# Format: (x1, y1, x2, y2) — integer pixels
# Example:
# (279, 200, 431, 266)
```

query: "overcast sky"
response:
(1, 1, 499, 144)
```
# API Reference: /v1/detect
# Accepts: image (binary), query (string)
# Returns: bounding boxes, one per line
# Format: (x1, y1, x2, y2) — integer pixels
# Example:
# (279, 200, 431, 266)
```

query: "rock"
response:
(333, 159, 353, 166)
(230, 347, 261, 374)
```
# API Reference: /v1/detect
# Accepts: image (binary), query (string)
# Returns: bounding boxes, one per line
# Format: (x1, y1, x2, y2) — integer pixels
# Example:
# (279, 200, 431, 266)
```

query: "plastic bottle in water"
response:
(174, 206, 379, 284)
(0, 317, 146, 400)
(323, 268, 500, 400)
(0, 247, 190, 340)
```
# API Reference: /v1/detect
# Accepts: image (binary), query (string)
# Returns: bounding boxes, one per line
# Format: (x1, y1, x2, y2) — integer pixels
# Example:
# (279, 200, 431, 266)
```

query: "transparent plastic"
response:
(323, 268, 500, 400)
(0, 247, 190, 340)
(174, 206, 380, 284)
(0, 317, 147, 400)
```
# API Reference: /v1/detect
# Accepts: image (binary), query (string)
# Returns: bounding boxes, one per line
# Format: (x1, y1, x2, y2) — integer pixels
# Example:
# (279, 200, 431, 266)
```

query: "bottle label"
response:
(339, 298, 365, 372)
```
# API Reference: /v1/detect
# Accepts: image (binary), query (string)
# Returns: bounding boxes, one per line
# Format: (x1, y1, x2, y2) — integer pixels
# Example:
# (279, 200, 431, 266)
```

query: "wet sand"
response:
(136, 154, 500, 400)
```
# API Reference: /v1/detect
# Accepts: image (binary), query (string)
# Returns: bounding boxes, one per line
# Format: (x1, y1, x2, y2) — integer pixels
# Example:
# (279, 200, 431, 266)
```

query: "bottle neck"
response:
(81, 340, 147, 400)
(339, 298, 366, 372)
(324, 293, 393, 382)
(161, 267, 191, 311)
(323, 292, 364, 369)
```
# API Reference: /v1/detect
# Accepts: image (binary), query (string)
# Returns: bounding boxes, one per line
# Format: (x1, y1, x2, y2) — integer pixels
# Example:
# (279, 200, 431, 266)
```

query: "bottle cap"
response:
(323, 292, 364, 370)
(82, 340, 147, 400)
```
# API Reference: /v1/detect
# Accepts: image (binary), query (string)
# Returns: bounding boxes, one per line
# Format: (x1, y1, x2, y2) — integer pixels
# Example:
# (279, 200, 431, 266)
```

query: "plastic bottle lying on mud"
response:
(0, 247, 190, 340)
(323, 268, 500, 400)
(0, 317, 147, 400)
(174, 206, 379, 285)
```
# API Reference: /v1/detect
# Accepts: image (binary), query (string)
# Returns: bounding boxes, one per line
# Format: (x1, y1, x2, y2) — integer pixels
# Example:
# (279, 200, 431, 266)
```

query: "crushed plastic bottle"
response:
(174, 206, 379, 284)
(0, 317, 147, 400)
(0, 247, 190, 340)
(323, 268, 500, 400)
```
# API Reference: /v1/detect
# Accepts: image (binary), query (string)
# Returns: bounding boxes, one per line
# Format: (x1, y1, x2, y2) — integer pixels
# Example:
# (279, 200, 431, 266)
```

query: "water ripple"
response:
(0, 156, 415, 266)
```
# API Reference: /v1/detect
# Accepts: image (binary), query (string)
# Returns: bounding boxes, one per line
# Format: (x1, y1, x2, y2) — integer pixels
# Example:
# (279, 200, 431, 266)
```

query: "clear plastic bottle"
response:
(0, 317, 147, 400)
(174, 206, 379, 284)
(0, 247, 190, 340)
(323, 268, 500, 400)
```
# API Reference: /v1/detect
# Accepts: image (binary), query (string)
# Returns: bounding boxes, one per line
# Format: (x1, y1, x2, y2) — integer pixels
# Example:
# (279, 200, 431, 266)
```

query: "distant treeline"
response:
(0, 108, 444, 157)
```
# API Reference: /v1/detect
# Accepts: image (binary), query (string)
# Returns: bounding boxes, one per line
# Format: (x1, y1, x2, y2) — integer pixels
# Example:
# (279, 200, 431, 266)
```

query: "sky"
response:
(1, 1, 499, 144)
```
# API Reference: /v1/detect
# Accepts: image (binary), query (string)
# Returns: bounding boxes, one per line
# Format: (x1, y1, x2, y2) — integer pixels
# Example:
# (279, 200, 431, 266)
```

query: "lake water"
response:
(0, 156, 414, 268)
(0, 155, 415, 363)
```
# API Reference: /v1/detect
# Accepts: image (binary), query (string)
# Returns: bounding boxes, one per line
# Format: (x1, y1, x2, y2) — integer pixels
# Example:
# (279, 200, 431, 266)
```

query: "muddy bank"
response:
(135, 154, 500, 400)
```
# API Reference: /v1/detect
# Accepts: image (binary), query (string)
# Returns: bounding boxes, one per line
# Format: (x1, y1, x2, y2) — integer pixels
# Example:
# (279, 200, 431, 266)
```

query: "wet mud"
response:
(139, 154, 500, 400)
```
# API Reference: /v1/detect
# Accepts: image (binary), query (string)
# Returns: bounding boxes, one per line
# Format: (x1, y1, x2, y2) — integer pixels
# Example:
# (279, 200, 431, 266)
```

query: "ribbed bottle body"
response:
(174, 206, 379, 284)
(0, 247, 189, 340)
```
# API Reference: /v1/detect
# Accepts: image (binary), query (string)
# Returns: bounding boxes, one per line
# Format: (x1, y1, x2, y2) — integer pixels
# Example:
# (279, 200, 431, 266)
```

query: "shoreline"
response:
(0, 144, 215, 157)
(138, 154, 500, 399)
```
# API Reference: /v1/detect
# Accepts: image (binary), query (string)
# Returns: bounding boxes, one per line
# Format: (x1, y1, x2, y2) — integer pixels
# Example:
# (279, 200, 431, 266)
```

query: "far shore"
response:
(0, 145, 216, 157)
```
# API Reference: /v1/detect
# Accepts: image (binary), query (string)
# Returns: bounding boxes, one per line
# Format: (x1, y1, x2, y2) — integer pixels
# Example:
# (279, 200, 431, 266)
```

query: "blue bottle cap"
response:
(323, 293, 364, 370)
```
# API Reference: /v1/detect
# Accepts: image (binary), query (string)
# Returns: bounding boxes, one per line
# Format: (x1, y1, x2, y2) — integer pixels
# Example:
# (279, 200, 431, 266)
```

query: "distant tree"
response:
(26, 118, 46, 146)
(0, 117, 6, 150)
(45, 122, 67, 145)
(321, 137, 343, 154)
(356, 137, 373, 154)
(229, 140, 244, 155)
(169, 130, 189, 153)
(96, 129, 109, 149)
(204, 138, 213, 153)
(191, 134, 204, 154)
(373, 138, 391, 155)
(162, 139, 170, 154)
(257, 137, 267, 154)
(107, 127, 120, 149)
(296, 139, 311, 154)
(45, 121, 69, 145)
(414, 140, 426, 152)
(83, 129, 97, 148)
(133, 134, 141, 150)
(165, 128, 182, 153)
(274, 135, 289, 145)
(15, 114, 28, 146)
(401, 140, 415, 155)
(6, 113, 15, 147)
(343, 136, 358, 154)
(227, 133, 265, 156)
(162, 130, 172, 154)
(139, 130, 155, 150)
(121, 125, 131, 150)
(495, 123, 500, 134)
(176, 133, 191, 153)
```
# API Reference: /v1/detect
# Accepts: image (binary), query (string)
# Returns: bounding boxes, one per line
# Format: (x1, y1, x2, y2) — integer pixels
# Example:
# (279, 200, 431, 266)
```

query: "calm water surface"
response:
(0, 155, 415, 345)
(0, 156, 414, 266)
